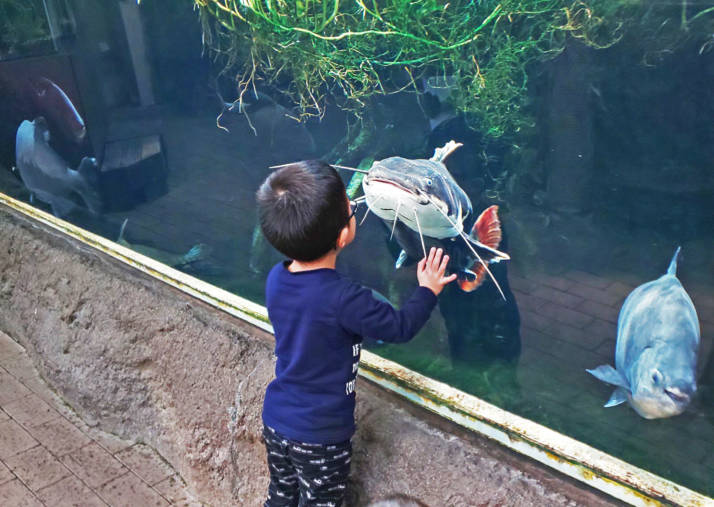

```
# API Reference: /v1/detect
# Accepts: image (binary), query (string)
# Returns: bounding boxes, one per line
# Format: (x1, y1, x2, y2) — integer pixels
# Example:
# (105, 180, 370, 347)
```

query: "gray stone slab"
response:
(3, 393, 61, 428)
(36, 475, 108, 507)
(0, 371, 32, 405)
(0, 351, 35, 381)
(0, 460, 14, 485)
(98, 472, 169, 507)
(15, 373, 54, 400)
(0, 332, 24, 357)
(4, 445, 72, 491)
(26, 418, 92, 458)
(0, 420, 38, 460)
(61, 442, 128, 489)
(0, 479, 43, 507)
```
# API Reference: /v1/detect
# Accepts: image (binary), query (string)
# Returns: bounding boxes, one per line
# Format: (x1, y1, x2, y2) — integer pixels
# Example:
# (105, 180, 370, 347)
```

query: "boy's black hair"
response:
(256, 160, 350, 261)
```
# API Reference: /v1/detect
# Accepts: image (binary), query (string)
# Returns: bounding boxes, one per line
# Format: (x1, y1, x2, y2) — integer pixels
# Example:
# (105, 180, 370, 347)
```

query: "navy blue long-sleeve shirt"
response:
(262, 261, 437, 444)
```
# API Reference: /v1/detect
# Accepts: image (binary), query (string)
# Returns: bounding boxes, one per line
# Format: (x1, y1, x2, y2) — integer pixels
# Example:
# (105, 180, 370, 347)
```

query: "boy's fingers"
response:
(438, 254, 450, 274)
(427, 247, 436, 266)
(430, 248, 442, 269)
(417, 257, 426, 272)
(442, 273, 458, 284)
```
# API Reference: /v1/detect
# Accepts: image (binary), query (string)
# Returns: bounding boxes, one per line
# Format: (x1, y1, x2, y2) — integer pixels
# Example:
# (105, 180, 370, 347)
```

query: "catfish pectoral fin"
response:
(395, 250, 410, 269)
(182, 243, 211, 264)
(604, 388, 628, 408)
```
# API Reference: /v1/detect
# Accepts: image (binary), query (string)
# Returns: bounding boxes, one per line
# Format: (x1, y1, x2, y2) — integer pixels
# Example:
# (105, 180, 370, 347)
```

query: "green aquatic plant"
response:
(195, 0, 633, 138)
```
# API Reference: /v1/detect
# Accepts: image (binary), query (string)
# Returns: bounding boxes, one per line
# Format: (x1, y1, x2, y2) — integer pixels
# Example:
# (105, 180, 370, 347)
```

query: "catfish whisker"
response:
(360, 194, 383, 226)
(389, 201, 401, 241)
(455, 227, 507, 301)
(268, 161, 370, 172)
(424, 195, 506, 301)
(333, 164, 370, 174)
(269, 161, 300, 169)
(359, 207, 371, 226)
(413, 210, 427, 259)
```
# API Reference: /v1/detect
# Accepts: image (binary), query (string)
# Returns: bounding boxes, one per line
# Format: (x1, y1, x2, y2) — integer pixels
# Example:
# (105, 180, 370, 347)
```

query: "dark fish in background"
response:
(15, 117, 101, 217)
(30, 77, 86, 145)
(588, 247, 700, 419)
(216, 88, 316, 158)
(117, 219, 211, 270)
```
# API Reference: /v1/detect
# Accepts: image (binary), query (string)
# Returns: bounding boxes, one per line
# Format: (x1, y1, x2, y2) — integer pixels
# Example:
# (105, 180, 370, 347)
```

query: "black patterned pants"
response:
(263, 425, 352, 507)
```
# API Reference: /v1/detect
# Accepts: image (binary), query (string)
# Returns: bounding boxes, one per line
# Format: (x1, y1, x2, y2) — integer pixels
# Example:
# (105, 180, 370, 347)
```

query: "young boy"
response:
(256, 160, 456, 507)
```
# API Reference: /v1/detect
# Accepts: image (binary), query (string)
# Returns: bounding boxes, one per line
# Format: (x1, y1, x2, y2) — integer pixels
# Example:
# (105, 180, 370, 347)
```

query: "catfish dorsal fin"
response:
(470, 205, 502, 249)
(667, 246, 681, 275)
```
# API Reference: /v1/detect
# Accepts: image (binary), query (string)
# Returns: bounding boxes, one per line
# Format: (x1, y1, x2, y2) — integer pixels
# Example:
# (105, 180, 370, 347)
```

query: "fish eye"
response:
(425, 178, 433, 186)
(652, 370, 663, 385)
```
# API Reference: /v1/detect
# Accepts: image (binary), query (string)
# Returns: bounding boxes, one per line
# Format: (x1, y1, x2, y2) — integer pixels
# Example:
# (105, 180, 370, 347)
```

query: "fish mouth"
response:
(366, 178, 415, 194)
(365, 178, 429, 204)
(665, 387, 691, 404)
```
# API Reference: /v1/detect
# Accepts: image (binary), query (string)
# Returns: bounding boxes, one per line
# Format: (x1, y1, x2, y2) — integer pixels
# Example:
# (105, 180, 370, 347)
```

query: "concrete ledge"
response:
(0, 202, 621, 506)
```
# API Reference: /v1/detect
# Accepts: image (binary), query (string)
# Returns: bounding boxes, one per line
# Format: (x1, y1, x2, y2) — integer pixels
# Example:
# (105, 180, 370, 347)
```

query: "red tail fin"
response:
(459, 205, 502, 292)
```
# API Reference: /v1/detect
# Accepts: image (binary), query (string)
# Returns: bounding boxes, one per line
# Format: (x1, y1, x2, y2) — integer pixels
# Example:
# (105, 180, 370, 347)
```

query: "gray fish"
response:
(117, 219, 211, 269)
(587, 247, 700, 419)
(15, 117, 101, 217)
(361, 141, 509, 297)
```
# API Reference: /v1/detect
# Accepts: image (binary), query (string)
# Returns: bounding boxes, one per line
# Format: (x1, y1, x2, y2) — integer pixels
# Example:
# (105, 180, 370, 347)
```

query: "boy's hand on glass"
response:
(417, 247, 457, 296)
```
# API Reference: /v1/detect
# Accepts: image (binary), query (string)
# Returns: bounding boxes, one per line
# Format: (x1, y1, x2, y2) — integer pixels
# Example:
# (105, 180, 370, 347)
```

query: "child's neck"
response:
(289, 250, 338, 272)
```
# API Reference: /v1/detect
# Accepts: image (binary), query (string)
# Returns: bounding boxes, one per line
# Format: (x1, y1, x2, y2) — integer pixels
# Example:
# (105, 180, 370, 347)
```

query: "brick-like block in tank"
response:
(99, 134, 168, 211)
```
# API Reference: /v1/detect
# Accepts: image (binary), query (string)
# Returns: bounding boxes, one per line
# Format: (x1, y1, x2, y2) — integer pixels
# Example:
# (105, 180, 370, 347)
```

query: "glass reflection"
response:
(0, 0, 712, 497)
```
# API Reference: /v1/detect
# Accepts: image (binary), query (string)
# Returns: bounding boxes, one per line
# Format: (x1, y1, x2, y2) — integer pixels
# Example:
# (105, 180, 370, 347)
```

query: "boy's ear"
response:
(336, 225, 350, 249)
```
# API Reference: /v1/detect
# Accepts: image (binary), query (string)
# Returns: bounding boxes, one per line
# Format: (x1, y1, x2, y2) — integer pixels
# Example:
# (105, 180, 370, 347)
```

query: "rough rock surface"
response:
(0, 206, 618, 506)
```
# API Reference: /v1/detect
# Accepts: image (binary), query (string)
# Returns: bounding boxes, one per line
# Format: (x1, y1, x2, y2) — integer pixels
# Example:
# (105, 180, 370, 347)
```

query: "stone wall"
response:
(0, 206, 616, 506)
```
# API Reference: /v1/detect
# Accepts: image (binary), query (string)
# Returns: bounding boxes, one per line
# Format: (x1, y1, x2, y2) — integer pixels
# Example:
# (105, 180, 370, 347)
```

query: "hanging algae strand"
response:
(195, 1, 640, 138)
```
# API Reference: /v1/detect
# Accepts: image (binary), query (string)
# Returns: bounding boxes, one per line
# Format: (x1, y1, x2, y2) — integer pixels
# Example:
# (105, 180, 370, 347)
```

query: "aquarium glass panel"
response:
(1, 0, 712, 496)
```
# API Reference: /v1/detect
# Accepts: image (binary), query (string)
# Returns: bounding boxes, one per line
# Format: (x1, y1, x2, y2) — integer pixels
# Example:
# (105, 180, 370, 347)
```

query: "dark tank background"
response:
(0, 0, 713, 496)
